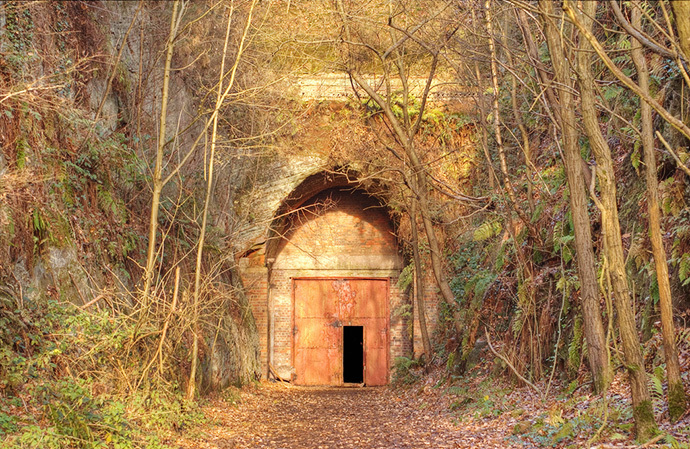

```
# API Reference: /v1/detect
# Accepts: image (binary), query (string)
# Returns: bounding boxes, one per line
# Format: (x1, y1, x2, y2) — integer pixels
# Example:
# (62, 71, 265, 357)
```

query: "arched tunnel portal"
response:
(238, 171, 414, 385)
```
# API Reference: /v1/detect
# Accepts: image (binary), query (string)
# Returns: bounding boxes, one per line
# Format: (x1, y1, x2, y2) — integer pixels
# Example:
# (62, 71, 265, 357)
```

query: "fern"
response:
(97, 187, 126, 223)
(679, 253, 690, 286)
(396, 263, 414, 291)
(568, 315, 583, 376)
(473, 220, 502, 242)
(650, 366, 664, 400)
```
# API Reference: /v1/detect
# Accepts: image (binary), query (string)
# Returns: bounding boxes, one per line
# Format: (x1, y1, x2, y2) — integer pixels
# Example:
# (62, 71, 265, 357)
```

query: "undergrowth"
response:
(0, 296, 203, 449)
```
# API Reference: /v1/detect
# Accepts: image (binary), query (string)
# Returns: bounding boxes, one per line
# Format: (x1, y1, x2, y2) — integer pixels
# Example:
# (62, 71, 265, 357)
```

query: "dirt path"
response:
(174, 382, 508, 449)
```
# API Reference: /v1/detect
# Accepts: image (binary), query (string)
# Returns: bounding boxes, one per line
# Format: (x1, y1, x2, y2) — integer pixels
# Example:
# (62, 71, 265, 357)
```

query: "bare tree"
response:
(334, 0, 467, 336)
(629, 2, 687, 423)
(569, 1, 657, 439)
(535, 0, 612, 394)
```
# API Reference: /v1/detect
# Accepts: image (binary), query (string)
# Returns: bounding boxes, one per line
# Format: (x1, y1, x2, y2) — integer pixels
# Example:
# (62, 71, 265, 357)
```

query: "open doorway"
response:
(343, 326, 364, 384)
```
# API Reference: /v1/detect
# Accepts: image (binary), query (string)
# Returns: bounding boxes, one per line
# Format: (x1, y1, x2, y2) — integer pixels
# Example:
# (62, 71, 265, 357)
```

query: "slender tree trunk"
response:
(672, 1, 690, 60)
(335, 0, 462, 334)
(410, 199, 432, 358)
(187, 3, 234, 401)
(187, 0, 256, 400)
(470, 8, 496, 190)
(501, 13, 534, 214)
(563, 3, 690, 142)
(537, 0, 612, 394)
(484, 0, 534, 232)
(573, 1, 657, 440)
(630, 5, 687, 422)
(515, 7, 593, 188)
(142, 0, 180, 305)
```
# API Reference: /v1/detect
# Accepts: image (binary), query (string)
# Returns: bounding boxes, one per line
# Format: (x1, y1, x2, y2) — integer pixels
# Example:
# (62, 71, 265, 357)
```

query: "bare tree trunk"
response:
(537, 0, 612, 395)
(470, 8, 497, 190)
(630, 4, 687, 422)
(409, 199, 432, 358)
(563, 3, 690, 142)
(187, 3, 234, 401)
(142, 0, 181, 306)
(573, 1, 657, 440)
(672, 1, 690, 60)
(187, 0, 257, 400)
(484, 0, 535, 233)
(501, 13, 534, 214)
(335, 0, 463, 334)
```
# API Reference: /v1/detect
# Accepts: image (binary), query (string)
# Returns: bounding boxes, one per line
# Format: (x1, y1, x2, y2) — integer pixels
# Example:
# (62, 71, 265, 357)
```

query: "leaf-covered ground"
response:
(174, 382, 508, 448)
(174, 363, 690, 449)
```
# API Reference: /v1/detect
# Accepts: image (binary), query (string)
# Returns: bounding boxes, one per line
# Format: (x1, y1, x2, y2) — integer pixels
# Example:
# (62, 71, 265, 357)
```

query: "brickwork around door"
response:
(412, 268, 442, 356)
(240, 189, 439, 380)
(238, 253, 269, 376)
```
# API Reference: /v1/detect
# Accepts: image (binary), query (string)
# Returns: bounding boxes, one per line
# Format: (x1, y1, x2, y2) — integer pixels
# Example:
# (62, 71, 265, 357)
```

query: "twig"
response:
(269, 363, 290, 385)
(158, 267, 180, 374)
(656, 131, 690, 177)
(79, 294, 105, 310)
(484, 328, 542, 397)
(635, 433, 666, 448)
(69, 272, 88, 306)
(10, 269, 24, 309)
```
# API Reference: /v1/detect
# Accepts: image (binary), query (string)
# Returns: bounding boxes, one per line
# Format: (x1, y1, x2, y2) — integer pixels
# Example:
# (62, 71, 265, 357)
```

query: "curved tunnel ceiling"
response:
(263, 169, 396, 262)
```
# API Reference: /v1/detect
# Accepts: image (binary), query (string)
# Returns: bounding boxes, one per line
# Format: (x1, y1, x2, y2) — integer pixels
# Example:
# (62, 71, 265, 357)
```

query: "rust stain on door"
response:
(293, 278, 388, 386)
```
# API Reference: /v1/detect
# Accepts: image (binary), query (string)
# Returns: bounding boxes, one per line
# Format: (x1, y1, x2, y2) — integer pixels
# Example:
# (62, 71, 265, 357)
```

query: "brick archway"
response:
(239, 182, 411, 385)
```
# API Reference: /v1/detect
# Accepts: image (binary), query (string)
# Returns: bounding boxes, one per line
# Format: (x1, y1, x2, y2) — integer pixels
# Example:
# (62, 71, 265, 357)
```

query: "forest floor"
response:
(173, 365, 690, 449)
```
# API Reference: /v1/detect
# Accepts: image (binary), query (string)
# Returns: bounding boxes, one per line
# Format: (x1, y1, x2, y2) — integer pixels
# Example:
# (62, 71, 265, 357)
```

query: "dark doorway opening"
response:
(343, 326, 364, 383)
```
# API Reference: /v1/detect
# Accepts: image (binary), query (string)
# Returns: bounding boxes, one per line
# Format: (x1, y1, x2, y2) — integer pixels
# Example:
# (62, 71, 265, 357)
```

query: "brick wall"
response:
(240, 187, 440, 382)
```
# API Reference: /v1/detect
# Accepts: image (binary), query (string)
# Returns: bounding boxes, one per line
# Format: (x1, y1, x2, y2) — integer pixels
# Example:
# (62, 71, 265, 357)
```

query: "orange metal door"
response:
(351, 280, 388, 386)
(293, 280, 342, 385)
(293, 278, 388, 386)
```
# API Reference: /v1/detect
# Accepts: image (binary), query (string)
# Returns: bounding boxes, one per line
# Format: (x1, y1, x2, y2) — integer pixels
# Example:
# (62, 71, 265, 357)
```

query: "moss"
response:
(633, 400, 659, 443)
(592, 370, 611, 395)
(668, 381, 688, 423)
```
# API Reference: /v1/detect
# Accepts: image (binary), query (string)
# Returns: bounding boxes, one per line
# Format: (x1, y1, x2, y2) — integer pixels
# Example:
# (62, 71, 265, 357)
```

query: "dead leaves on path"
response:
(174, 366, 690, 449)
(174, 382, 509, 449)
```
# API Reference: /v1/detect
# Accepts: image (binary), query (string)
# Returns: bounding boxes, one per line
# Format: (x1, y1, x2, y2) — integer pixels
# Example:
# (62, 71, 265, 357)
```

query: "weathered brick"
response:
(240, 188, 439, 382)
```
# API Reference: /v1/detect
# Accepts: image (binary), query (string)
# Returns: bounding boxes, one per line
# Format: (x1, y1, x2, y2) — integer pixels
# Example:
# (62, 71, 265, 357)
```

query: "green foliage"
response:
(553, 217, 575, 265)
(567, 315, 583, 378)
(4, 4, 38, 74)
(392, 356, 422, 385)
(0, 298, 202, 449)
(677, 253, 690, 287)
(0, 413, 18, 436)
(651, 365, 664, 396)
(671, 211, 690, 286)
(450, 240, 484, 301)
(473, 219, 502, 242)
(446, 379, 507, 420)
(396, 262, 415, 292)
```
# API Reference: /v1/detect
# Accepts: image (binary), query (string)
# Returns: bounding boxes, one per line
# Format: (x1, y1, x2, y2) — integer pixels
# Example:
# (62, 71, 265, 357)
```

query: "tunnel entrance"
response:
(292, 278, 389, 385)
(343, 326, 364, 384)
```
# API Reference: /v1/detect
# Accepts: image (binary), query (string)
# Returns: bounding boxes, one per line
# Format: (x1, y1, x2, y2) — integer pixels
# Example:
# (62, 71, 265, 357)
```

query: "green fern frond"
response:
(473, 220, 502, 242)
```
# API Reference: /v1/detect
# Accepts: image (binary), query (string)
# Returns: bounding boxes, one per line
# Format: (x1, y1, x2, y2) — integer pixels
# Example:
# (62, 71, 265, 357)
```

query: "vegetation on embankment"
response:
(1, 2, 266, 446)
(1, 0, 690, 447)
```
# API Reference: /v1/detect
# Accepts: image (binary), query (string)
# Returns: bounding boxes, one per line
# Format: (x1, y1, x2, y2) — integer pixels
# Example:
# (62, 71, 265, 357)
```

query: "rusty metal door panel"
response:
(295, 280, 338, 318)
(294, 319, 340, 349)
(294, 347, 342, 385)
(294, 280, 343, 385)
(364, 348, 388, 386)
(363, 318, 388, 385)
(332, 279, 358, 319)
(351, 279, 387, 318)
(362, 318, 387, 348)
(293, 322, 343, 385)
(293, 278, 388, 386)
